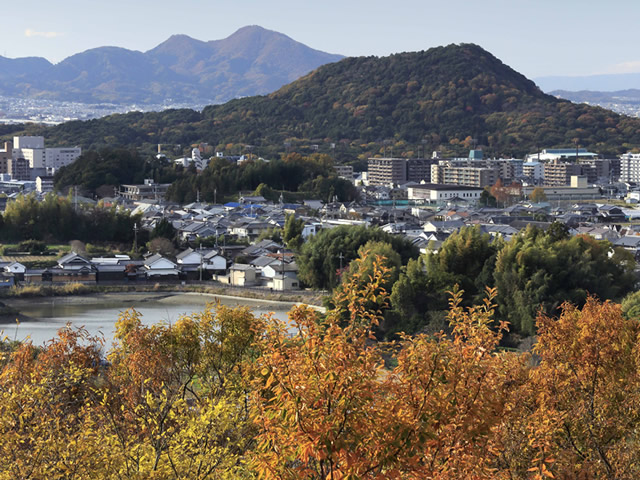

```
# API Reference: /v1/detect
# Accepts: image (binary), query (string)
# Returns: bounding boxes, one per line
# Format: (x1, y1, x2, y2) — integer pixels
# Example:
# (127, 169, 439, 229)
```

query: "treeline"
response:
(166, 153, 359, 203)
(1, 263, 640, 478)
(54, 148, 183, 196)
(0, 193, 141, 243)
(297, 223, 636, 340)
(10, 43, 640, 158)
(52, 148, 358, 203)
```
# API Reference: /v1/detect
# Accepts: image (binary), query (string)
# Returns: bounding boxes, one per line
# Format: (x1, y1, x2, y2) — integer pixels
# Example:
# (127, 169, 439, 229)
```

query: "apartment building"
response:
(543, 160, 582, 186)
(620, 153, 640, 183)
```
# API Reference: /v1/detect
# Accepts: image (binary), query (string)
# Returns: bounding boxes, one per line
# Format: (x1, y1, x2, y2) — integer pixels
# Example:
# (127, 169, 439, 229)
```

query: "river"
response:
(0, 292, 298, 348)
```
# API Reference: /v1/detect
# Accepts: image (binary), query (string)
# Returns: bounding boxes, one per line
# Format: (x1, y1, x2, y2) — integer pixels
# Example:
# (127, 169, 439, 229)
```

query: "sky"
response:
(2, 0, 638, 79)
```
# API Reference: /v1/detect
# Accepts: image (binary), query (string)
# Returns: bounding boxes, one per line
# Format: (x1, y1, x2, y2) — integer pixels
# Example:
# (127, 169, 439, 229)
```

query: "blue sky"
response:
(3, 0, 637, 78)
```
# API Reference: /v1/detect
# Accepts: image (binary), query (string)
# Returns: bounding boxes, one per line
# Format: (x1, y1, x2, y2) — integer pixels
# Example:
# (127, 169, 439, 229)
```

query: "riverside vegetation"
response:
(1, 257, 639, 479)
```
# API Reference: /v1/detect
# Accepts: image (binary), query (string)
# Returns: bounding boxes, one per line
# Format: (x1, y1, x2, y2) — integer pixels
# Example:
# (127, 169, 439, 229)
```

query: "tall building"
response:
(620, 153, 640, 183)
(367, 158, 407, 186)
(543, 161, 582, 186)
(406, 158, 438, 183)
(430, 159, 498, 188)
(0, 141, 12, 174)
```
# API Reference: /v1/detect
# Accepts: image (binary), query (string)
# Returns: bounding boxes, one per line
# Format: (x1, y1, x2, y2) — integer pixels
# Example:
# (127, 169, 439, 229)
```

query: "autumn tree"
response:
(251, 257, 525, 479)
(529, 186, 547, 203)
(500, 298, 640, 479)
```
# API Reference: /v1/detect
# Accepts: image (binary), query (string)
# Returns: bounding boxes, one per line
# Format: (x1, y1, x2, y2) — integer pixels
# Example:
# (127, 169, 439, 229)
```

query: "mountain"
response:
(0, 26, 344, 104)
(535, 73, 640, 93)
(19, 43, 640, 157)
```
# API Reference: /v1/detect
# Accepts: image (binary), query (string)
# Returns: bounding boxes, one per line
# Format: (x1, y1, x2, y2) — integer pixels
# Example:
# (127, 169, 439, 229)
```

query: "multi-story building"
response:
(543, 160, 583, 186)
(406, 158, 438, 183)
(522, 161, 544, 182)
(0, 141, 11, 174)
(367, 158, 407, 186)
(620, 153, 640, 183)
(36, 176, 54, 194)
(8, 158, 30, 181)
(334, 165, 354, 180)
(407, 183, 484, 204)
(120, 179, 170, 201)
(12, 136, 81, 175)
(430, 161, 498, 188)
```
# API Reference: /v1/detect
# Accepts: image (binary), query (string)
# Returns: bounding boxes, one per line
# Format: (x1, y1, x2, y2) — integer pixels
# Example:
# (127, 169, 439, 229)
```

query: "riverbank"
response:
(0, 282, 326, 306)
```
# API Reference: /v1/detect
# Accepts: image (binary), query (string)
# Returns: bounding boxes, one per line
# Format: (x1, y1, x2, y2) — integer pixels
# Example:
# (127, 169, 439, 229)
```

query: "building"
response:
(11, 136, 81, 175)
(543, 161, 582, 186)
(0, 141, 12, 174)
(525, 148, 598, 162)
(36, 176, 54, 194)
(406, 158, 438, 183)
(430, 162, 498, 188)
(367, 158, 407, 185)
(334, 165, 354, 180)
(407, 183, 484, 204)
(620, 153, 640, 183)
(522, 176, 600, 201)
(8, 157, 30, 181)
(120, 179, 170, 201)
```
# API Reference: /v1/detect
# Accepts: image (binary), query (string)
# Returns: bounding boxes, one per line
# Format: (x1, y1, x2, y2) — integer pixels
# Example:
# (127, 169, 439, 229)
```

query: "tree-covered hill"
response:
(13, 43, 640, 158)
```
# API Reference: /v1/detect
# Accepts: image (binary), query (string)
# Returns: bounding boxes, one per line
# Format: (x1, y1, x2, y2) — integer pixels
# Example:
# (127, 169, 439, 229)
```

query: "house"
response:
(270, 272, 300, 291)
(143, 254, 180, 279)
(35, 252, 97, 283)
(0, 261, 26, 281)
(176, 248, 227, 279)
(229, 264, 257, 286)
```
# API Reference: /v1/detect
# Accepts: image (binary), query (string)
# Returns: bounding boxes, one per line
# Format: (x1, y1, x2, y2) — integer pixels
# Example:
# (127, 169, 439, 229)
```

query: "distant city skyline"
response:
(2, 0, 638, 79)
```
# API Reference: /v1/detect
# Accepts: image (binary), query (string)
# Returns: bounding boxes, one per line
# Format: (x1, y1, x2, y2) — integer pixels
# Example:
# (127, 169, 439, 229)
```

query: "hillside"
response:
(0, 26, 343, 104)
(15, 43, 640, 157)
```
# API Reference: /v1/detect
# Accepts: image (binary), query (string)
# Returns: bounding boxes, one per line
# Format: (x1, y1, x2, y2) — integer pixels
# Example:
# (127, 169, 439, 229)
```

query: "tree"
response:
(150, 218, 176, 241)
(501, 298, 640, 479)
(282, 213, 305, 251)
(251, 259, 524, 479)
(297, 225, 418, 289)
(146, 237, 177, 257)
(494, 226, 636, 335)
(529, 186, 547, 203)
(479, 188, 497, 207)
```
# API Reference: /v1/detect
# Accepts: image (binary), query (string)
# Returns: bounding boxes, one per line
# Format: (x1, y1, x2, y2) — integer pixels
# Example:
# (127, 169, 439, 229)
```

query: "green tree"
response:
(494, 226, 636, 335)
(297, 225, 418, 289)
(150, 218, 176, 241)
(282, 213, 304, 251)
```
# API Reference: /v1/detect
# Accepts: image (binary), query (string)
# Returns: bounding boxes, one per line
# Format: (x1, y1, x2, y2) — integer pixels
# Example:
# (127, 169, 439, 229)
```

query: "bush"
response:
(17, 240, 47, 255)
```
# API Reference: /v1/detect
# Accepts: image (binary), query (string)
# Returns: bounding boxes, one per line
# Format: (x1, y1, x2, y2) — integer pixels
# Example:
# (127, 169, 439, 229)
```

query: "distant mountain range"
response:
(0, 26, 344, 105)
(535, 73, 640, 93)
(24, 43, 640, 158)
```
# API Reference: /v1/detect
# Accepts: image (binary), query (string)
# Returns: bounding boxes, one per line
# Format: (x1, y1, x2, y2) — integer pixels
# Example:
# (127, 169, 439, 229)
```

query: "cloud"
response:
(606, 60, 640, 74)
(24, 28, 64, 39)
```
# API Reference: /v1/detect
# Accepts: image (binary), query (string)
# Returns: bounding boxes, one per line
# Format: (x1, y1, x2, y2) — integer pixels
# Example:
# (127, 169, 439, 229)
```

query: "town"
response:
(1, 135, 640, 296)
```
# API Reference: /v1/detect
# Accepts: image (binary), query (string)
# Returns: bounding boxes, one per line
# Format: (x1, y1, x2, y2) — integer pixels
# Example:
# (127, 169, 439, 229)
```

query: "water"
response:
(0, 293, 294, 348)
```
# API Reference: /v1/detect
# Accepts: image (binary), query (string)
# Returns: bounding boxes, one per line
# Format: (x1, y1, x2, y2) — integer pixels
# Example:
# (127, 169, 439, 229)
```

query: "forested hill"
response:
(15, 43, 640, 158)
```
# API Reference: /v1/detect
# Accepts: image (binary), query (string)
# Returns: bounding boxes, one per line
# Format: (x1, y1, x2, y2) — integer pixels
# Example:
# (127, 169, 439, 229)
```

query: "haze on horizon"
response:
(3, 0, 638, 80)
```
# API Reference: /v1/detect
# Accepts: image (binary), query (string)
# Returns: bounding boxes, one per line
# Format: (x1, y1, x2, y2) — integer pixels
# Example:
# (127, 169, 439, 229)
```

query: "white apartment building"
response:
(620, 153, 640, 183)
